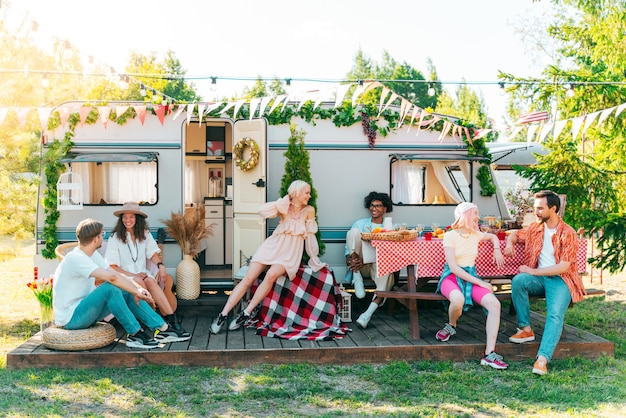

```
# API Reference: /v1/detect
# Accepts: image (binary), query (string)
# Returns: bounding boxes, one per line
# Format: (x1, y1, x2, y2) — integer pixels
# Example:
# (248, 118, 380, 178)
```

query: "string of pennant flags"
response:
(1, 81, 625, 145)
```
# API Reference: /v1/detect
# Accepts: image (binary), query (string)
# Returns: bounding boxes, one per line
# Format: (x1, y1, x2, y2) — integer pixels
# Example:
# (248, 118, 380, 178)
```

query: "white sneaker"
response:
(353, 273, 366, 299)
(356, 312, 371, 329)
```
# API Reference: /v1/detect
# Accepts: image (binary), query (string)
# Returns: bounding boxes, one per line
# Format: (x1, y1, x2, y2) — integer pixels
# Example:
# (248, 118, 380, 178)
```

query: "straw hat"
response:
(113, 202, 148, 218)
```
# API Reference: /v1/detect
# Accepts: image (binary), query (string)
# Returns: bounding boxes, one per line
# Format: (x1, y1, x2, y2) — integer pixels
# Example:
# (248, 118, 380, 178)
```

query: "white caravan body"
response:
(35, 102, 526, 285)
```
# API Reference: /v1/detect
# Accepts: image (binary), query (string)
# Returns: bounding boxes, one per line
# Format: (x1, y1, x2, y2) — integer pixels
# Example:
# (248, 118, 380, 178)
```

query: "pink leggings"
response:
(440, 274, 490, 305)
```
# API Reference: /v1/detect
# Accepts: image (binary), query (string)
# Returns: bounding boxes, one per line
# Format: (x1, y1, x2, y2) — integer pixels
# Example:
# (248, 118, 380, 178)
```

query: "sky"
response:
(4, 0, 555, 127)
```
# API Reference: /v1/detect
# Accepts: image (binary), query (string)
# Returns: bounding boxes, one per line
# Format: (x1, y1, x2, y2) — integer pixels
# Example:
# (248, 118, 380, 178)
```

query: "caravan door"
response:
(232, 119, 268, 272)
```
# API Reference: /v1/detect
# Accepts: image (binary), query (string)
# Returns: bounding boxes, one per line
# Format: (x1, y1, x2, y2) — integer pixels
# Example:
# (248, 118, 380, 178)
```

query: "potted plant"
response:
(161, 205, 214, 300)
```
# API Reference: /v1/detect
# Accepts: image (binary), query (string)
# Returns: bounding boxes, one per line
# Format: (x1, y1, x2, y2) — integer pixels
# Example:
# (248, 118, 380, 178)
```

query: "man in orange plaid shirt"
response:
(504, 190, 586, 376)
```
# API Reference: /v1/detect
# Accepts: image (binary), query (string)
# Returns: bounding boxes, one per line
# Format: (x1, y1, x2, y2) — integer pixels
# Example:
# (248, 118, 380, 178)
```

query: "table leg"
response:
(407, 265, 420, 339)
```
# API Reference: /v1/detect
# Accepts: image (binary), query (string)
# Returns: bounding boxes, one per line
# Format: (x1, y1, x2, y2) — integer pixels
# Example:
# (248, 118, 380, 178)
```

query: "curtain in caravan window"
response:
(430, 161, 463, 204)
(184, 160, 207, 205)
(107, 162, 157, 203)
(391, 160, 424, 204)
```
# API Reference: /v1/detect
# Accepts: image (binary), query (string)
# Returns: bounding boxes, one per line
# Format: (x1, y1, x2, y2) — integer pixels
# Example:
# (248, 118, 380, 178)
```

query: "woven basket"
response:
(361, 231, 418, 242)
(43, 322, 116, 351)
(176, 254, 200, 300)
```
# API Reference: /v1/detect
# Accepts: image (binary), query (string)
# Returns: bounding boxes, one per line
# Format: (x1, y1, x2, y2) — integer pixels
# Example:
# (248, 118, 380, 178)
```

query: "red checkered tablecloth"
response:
(371, 238, 588, 278)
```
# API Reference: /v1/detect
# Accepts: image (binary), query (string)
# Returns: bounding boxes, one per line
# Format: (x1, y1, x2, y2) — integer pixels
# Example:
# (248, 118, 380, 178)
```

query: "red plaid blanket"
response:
(249, 266, 351, 341)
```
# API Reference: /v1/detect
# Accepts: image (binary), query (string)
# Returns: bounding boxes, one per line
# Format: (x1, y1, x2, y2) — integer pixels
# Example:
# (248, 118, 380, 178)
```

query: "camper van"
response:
(35, 101, 531, 290)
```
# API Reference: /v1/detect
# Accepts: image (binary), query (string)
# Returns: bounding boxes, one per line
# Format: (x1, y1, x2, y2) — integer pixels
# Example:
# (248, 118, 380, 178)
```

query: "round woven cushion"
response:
(43, 322, 117, 351)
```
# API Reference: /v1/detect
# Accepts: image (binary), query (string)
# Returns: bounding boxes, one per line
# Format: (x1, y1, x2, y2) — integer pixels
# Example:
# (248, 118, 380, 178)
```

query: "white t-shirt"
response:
(52, 247, 108, 326)
(105, 231, 160, 277)
(538, 226, 557, 268)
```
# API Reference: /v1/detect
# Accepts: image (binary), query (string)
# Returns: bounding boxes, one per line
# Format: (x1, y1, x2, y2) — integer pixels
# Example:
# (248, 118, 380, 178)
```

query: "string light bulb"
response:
(566, 83, 576, 98)
(498, 81, 506, 96)
(41, 72, 49, 88)
(139, 84, 146, 97)
(427, 82, 435, 97)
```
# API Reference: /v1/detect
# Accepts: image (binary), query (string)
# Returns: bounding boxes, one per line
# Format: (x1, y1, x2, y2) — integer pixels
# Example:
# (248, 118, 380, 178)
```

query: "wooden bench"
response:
(376, 285, 605, 340)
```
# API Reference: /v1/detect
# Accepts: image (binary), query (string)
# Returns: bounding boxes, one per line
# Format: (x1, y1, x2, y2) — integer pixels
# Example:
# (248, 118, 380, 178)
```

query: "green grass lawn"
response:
(2, 243, 625, 417)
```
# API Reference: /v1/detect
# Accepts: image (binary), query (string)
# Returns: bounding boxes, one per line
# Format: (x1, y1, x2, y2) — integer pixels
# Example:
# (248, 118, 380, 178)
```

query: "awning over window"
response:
(60, 152, 158, 163)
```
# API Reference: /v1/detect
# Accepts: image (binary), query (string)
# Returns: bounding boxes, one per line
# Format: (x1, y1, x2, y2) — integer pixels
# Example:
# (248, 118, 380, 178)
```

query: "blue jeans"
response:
(511, 272, 571, 361)
(65, 283, 165, 335)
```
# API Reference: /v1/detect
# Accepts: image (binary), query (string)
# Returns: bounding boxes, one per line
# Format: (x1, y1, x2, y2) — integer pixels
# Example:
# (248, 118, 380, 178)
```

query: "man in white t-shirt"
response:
(52, 218, 174, 349)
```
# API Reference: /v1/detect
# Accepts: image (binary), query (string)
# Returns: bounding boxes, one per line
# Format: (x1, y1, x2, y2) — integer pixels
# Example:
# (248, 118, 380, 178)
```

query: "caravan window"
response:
(60, 153, 158, 205)
(390, 157, 472, 205)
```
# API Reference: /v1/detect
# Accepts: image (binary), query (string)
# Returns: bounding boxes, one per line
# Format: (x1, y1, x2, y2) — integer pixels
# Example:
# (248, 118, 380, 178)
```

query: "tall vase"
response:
(40, 303, 54, 334)
(176, 254, 201, 300)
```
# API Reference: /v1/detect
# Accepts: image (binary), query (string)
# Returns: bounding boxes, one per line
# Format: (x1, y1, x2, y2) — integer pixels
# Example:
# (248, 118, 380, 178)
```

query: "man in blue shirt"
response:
(345, 191, 395, 328)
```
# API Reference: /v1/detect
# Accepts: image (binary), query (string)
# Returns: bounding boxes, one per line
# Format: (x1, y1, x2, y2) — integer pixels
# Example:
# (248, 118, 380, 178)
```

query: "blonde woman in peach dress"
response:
(210, 180, 327, 334)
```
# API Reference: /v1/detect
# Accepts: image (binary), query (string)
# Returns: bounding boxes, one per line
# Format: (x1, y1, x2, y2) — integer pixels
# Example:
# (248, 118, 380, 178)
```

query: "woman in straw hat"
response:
(105, 202, 190, 343)
(434, 202, 508, 369)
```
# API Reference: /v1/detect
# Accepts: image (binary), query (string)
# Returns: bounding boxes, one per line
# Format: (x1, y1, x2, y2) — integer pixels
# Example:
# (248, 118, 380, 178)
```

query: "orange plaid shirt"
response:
(517, 219, 586, 303)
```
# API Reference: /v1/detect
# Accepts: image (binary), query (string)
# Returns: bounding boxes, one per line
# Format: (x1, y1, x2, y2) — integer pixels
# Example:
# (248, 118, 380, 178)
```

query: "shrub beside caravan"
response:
(35, 102, 524, 288)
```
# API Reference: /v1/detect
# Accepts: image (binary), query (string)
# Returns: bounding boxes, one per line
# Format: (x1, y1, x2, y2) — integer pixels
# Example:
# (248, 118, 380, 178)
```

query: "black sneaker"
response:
(126, 328, 160, 349)
(228, 311, 250, 331)
(155, 322, 191, 343)
(210, 313, 227, 334)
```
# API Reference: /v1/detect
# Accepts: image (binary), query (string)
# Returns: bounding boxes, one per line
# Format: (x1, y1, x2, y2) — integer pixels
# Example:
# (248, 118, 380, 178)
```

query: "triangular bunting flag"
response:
(57, 106, 70, 129)
(473, 128, 492, 141)
(269, 95, 287, 114)
(259, 96, 272, 117)
(196, 103, 206, 124)
(155, 105, 166, 125)
(134, 105, 147, 125)
(526, 124, 539, 144)
(206, 102, 222, 114)
(538, 122, 553, 142)
(37, 107, 52, 131)
(16, 108, 31, 129)
(79, 106, 92, 127)
(571, 116, 584, 141)
(615, 103, 626, 118)
(351, 83, 366, 107)
(115, 105, 129, 120)
(232, 100, 245, 119)
(407, 107, 420, 132)
(249, 98, 261, 119)
(334, 84, 351, 109)
(397, 99, 411, 128)
(382, 93, 398, 116)
(378, 87, 390, 118)
(582, 111, 600, 135)
(186, 103, 195, 125)
(220, 102, 235, 115)
(298, 91, 316, 111)
(507, 126, 523, 141)
(17, 108, 33, 129)
(437, 121, 452, 142)
(0, 107, 8, 126)
(97, 106, 111, 129)
(172, 104, 186, 121)
(464, 127, 473, 145)
(596, 106, 616, 127)
(553, 120, 567, 140)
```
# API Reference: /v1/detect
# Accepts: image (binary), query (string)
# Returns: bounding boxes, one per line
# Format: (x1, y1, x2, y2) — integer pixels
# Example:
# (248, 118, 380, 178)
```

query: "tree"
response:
(280, 125, 325, 259)
(87, 50, 200, 103)
(346, 48, 440, 109)
(502, 0, 626, 271)
(435, 82, 490, 129)
(0, 19, 89, 238)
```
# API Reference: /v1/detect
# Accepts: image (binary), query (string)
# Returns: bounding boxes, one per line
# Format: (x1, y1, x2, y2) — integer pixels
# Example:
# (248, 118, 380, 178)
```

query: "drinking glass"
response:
(416, 224, 424, 238)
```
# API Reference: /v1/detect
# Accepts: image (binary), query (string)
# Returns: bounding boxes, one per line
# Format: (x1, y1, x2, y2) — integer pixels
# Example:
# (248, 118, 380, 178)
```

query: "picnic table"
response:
(372, 238, 588, 339)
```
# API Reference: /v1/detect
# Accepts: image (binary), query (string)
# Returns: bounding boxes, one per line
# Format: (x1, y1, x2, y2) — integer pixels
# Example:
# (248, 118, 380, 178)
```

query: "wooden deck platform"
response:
(7, 298, 614, 370)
